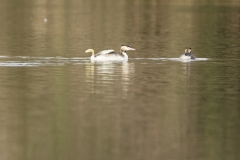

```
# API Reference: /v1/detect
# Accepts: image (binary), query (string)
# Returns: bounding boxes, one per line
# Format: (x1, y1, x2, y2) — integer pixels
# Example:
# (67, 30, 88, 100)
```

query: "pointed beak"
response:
(127, 47, 135, 51)
(85, 50, 89, 53)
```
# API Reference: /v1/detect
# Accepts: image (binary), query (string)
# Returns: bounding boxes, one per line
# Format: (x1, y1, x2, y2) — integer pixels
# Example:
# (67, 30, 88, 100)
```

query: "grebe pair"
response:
(85, 45, 135, 61)
(85, 45, 196, 61)
(179, 47, 196, 60)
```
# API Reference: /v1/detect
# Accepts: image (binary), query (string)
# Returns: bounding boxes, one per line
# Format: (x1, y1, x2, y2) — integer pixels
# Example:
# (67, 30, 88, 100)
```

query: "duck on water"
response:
(179, 47, 196, 60)
(85, 45, 135, 61)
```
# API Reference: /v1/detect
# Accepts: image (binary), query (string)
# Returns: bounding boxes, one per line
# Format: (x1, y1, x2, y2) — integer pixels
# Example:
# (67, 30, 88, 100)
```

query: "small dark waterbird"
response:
(179, 47, 196, 60)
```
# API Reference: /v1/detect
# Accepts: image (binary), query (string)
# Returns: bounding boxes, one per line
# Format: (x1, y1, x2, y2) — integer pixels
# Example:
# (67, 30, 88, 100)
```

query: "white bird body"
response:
(90, 53, 127, 61)
(179, 54, 193, 60)
(86, 45, 135, 61)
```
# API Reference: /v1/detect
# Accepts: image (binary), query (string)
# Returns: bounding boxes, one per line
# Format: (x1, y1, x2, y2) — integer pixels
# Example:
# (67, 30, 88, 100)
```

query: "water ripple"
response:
(0, 56, 211, 67)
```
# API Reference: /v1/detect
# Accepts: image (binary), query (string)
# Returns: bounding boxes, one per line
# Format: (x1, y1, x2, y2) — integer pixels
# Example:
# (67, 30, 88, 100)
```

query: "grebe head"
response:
(185, 47, 188, 53)
(188, 47, 192, 53)
(121, 45, 135, 52)
(85, 49, 94, 56)
(85, 49, 94, 53)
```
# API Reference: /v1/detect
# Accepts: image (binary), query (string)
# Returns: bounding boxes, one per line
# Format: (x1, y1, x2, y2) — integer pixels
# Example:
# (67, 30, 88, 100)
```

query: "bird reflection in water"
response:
(180, 61, 192, 88)
(85, 61, 135, 99)
(121, 62, 135, 99)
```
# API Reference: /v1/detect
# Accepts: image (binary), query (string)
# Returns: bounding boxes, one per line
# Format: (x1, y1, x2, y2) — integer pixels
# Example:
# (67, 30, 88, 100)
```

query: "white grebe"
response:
(179, 47, 196, 60)
(85, 45, 135, 61)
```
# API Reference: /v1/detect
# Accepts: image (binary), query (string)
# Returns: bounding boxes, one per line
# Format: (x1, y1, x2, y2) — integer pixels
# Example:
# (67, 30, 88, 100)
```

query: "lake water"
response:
(0, 0, 240, 160)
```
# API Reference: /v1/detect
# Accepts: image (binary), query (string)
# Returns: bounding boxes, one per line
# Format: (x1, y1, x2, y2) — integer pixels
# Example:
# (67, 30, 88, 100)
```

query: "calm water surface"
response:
(0, 0, 240, 160)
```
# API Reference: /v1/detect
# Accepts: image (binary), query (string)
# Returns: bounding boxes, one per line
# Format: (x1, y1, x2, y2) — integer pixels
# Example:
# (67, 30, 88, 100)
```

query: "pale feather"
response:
(95, 50, 114, 57)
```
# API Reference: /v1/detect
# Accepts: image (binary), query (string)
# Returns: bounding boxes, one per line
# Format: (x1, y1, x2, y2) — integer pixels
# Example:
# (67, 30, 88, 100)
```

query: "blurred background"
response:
(0, 0, 240, 160)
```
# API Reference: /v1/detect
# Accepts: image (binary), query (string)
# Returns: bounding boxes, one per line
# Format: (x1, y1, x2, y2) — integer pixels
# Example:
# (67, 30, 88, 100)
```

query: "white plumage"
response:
(85, 45, 135, 61)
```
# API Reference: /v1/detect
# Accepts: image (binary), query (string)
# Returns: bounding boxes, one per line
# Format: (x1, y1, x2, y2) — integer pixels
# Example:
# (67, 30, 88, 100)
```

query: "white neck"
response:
(122, 52, 128, 59)
(90, 55, 95, 60)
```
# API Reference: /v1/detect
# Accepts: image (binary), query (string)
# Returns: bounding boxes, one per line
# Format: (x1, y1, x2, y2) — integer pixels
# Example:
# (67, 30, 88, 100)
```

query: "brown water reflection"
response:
(85, 62, 135, 98)
(0, 0, 240, 160)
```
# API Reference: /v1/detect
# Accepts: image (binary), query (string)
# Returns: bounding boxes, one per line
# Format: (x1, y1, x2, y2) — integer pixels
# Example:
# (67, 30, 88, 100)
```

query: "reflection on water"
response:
(180, 62, 192, 87)
(85, 61, 135, 99)
(121, 62, 135, 98)
(0, 0, 240, 160)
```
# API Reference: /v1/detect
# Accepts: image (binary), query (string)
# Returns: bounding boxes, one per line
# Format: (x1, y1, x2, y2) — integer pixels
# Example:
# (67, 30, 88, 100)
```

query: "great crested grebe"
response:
(179, 47, 196, 60)
(85, 45, 135, 61)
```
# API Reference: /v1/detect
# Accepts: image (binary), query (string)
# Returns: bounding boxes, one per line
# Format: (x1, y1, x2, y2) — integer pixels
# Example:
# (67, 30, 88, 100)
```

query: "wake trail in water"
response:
(0, 56, 211, 67)
(132, 58, 210, 61)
